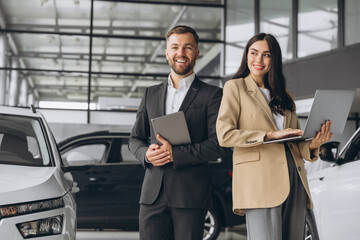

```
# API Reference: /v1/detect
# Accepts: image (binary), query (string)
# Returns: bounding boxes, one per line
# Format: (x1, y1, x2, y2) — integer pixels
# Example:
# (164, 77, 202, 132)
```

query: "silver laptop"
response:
(151, 111, 191, 145)
(263, 89, 355, 144)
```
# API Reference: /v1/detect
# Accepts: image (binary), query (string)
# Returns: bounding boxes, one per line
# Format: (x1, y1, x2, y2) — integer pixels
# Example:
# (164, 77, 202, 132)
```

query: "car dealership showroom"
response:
(0, 0, 360, 240)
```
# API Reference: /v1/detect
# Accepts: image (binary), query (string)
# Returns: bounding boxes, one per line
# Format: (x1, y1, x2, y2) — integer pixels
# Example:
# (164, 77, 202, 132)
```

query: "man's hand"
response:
(145, 134, 173, 166)
(156, 134, 173, 162)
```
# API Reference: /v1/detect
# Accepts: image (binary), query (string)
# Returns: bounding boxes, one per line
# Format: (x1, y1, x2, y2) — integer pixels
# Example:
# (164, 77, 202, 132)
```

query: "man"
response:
(129, 25, 230, 240)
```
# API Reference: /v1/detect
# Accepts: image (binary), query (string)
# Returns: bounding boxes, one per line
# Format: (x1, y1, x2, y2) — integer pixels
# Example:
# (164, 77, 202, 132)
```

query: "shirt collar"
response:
(168, 72, 195, 89)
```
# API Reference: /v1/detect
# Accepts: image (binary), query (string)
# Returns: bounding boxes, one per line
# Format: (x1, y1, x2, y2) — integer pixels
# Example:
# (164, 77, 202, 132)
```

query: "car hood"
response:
(0, 165, 70, 205)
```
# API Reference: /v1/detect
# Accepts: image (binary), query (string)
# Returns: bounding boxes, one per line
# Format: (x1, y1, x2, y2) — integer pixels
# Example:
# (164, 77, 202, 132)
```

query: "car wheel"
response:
(304, 210, 319, 240)
(203, 209, 221, 240)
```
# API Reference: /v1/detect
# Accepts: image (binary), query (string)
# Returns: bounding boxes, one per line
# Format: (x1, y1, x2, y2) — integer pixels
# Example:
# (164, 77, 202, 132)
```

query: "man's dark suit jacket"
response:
(129, 76, 230, 209)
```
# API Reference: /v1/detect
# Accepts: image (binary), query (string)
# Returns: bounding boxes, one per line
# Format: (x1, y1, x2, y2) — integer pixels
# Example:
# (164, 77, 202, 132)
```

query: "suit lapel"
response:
(179, 76, 201, 113)
(244, 75, 278, 130)
(158, 82, 167, 116)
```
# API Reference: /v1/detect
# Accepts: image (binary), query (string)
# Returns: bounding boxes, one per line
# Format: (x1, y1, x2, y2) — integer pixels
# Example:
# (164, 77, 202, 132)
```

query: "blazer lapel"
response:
(283, 109, 292, 129)
(179, 76, 201, 113)
(244, 75, 278, 130)
(158, 81, 167, 116)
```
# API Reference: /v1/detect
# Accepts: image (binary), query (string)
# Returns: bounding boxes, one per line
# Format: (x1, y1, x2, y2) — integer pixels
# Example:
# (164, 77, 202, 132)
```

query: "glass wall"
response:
(226, 0, 357, 65)
(225, 0, 254, 76)
(1, 0, 357, 116)
(0, 0, 92, 108)
(0, 0, 223, 114)
(260, 0, 293, 60)
(12, 33, 90, 71)
(91, 1, 223, 106)
(345, 0, 360, 46)
(298, 0, 338, 57)
(0, 0, 91, 33)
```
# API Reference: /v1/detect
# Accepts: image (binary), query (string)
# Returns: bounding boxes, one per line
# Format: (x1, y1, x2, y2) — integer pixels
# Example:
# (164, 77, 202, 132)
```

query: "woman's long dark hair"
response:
(233, 33, 295, 115)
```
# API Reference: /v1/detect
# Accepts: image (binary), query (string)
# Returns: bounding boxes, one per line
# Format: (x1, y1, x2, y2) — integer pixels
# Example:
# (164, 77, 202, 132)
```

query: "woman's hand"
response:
(309, 120, 333, 151)
(265, 128, 303, 141)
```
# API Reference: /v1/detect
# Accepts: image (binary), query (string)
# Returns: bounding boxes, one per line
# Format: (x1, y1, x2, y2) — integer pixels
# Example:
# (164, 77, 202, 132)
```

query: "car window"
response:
(121, 142, 138, 162)
(27, 136, 41, 158)
(0, 115, 51, 167)
(62, 143, 107, 164)
(344, 138, 360, 163)
(339, 131, 360, 164)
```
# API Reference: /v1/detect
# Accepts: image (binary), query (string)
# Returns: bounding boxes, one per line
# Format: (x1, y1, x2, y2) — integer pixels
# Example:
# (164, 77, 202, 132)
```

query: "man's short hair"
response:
(165, 25, 199, 46)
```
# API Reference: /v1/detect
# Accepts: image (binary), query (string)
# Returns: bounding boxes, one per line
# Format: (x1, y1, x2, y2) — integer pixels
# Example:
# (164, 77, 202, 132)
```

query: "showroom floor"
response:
(76, 225, 247, 240)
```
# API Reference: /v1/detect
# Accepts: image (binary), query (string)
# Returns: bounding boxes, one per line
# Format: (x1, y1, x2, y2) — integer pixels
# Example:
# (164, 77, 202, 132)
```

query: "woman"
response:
(216, 33, 332, 240)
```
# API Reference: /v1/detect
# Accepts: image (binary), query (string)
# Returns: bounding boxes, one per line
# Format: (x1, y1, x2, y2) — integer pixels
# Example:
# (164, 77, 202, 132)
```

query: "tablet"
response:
(151, 111, 191, 145)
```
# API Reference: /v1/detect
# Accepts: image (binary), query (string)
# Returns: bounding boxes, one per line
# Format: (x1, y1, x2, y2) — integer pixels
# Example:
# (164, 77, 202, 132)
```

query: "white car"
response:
(0, 106, 77, 240)
(306, 127, 360, 240)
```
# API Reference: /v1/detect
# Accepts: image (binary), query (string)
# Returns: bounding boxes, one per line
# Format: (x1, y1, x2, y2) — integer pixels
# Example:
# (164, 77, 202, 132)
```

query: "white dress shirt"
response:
(145, 73, 195, 163)
(259, 87, 284, 131)
(166, 73, 195, 115)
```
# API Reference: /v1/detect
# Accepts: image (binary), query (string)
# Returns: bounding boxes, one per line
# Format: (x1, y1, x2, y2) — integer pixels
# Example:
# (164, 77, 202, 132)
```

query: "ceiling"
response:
(0, 0, 223, 106)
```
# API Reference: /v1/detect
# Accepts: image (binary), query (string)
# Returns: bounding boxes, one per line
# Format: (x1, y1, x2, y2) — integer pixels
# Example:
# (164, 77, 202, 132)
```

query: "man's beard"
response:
(169, 59, 195, 76)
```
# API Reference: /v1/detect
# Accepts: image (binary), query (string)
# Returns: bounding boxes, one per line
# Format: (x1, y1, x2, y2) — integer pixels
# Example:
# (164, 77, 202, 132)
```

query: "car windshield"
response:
(339, 129, 360, 163)
(0, 114, 51, 167)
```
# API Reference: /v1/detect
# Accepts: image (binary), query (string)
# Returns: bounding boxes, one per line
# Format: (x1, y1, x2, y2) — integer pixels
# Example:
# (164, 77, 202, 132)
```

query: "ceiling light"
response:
(171, 6, 181, 13)
(40, 0, 49, 7)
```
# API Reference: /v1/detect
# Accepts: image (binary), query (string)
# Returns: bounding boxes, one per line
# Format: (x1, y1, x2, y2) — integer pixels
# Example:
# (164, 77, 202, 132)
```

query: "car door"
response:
(312, 131, 360, 240)
(61, 138, 112, 229)
(102, 137, 144, 230)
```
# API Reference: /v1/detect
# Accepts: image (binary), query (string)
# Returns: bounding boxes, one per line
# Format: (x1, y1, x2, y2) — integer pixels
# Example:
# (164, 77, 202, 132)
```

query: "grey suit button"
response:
(298, 166, 301, 171)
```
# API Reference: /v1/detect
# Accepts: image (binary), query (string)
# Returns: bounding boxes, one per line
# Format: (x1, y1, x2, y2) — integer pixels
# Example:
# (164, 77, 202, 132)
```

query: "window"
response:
(62, 143, 107, 164)
(340, 132, 360, 163)
(0, 115, 50, 166)
(27, 136, 41, 159)
(0, 0, 223, 111)
(260, 0, 293, 61)
(0, 0, 91, 34)
(121, 140, 137, 162)
(225, 0, 254, 75)
(345, 0, 360, 46)
(298, 0, 338, 57)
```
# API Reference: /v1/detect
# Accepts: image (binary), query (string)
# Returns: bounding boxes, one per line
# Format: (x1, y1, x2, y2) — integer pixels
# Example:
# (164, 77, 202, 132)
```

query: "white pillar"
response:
(8, 59, 20, 106)
(28, 92, 35, 106)
(5, 70, 10, 105)
(19, 77, 29, 106)
(0, 33, 8, 105)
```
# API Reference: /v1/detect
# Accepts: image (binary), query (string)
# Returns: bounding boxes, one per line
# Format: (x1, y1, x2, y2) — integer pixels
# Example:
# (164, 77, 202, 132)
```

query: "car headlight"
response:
(0, 197, 64, 218)
(16, 215, 63, 239)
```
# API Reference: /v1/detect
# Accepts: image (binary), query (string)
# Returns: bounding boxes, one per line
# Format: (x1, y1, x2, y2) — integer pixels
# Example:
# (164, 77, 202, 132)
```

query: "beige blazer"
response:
(216, 75, 319, 215)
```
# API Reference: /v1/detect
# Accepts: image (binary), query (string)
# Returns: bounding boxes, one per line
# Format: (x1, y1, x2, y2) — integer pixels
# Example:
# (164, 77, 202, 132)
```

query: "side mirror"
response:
(319, 141, 340, 163)
(66, 151, 97, 166)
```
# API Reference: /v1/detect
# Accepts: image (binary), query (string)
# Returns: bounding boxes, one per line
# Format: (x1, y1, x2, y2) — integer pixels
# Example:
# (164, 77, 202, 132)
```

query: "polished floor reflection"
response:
(76, 225, 247, 240)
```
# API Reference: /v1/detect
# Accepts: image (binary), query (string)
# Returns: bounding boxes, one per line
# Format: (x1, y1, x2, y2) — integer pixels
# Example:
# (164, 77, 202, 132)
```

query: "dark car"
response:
(58, 130, 244, 240)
